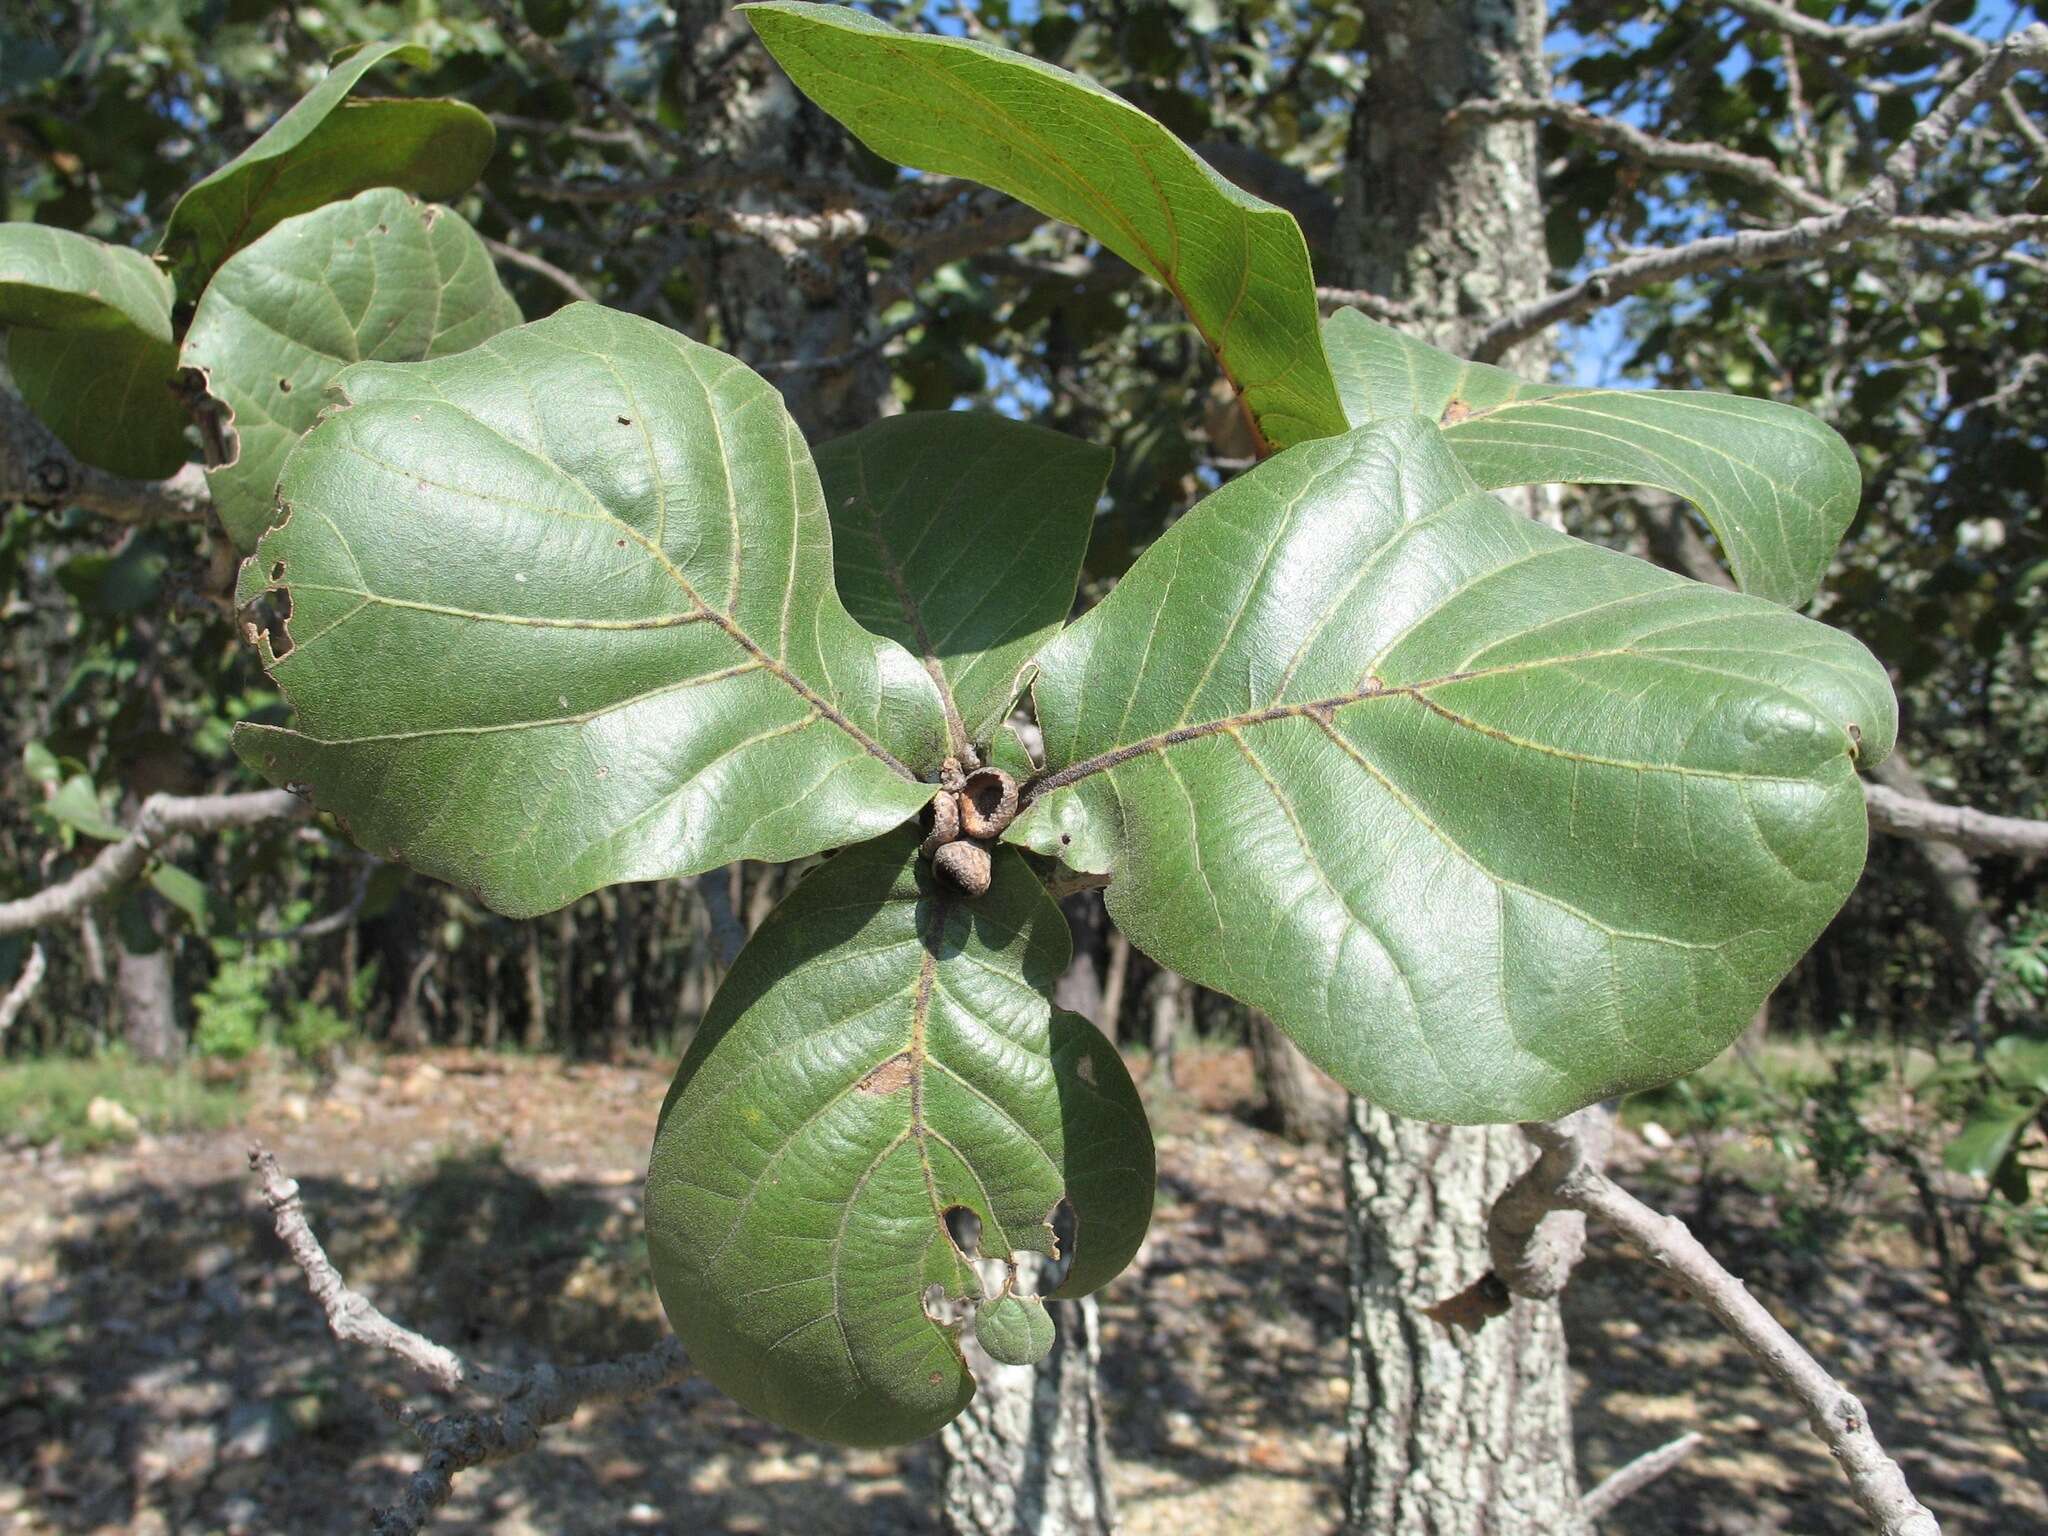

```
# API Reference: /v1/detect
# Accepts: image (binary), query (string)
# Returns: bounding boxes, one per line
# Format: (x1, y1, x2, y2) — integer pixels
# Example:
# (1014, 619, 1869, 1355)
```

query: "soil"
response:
(1, 1046, 2042, 1535)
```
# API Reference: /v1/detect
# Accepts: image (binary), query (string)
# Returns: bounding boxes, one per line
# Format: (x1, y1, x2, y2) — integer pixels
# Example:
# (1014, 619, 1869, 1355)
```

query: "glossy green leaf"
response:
(157, 42, 494, 300)
(975, 1294, 1056, 1366)
(181, 189, 522, 551)
(817, 413, 1108, 758)
(0, 223, 188, 478)
(745, 1, 1346, 453)
(231, 303, 949, 919)
(1323, 310, 1861, 609)
(646, 830, 1154, 1446)
(1010, 417, 1896, 1125)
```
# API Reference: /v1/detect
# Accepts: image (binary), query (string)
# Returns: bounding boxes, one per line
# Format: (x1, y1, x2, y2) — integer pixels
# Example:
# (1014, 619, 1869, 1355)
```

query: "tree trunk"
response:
(1335, 3, 1588, 1532)
(521, 921, 548, 1052)
(1251, 1011, 1345, 1144)
(1145, 968, 1188, 1090)
(115, 896, 182, 1062)
(941, 1263, 1118, 1536)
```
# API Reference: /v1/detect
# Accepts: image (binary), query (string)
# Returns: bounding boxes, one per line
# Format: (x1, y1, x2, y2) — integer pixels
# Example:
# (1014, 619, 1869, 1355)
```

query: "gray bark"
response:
(116, 898, 182, 1063)
(941, 1275, 1118, 1536)
(1336, 2, 1588, 1531)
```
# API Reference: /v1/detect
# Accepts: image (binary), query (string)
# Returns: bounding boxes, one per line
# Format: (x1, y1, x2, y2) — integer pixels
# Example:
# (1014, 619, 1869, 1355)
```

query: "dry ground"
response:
(1, 1047, 2042, 1535)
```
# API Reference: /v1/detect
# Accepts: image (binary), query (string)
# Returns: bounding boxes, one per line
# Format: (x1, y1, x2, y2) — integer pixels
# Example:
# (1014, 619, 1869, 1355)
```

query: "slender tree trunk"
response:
(1335, 3, 1588, 1532)
(480, 944, 503, 1052)
(1145, 969, 1187, 1090)
(1251, 1011, 1345, 1144)
(1097, 932, 1130, 1042)
(116, 895, 182, 1062)
(522, 922, 548, 1052)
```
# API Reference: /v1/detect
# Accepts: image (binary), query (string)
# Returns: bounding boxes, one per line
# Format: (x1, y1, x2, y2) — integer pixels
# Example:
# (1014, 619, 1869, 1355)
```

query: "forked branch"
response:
(1496, 1118, 1941, 1536)
(0, 790, 308, 936)
(249, 1146, 691, 1536)
(1472, 23, 2048, 359)
(1, 383, 212, 525)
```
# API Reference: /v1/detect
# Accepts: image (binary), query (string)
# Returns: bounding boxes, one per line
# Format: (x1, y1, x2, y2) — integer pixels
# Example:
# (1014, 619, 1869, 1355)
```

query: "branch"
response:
(1315, 284, 1417, 321)
(1505, 1118, 1941, 1536)
(0, 941, 46, 1039)
(0, 789, 307, 936)
(1473, 24, 2048, 360)
(481, 238, 599, 306)
(1864, 783, 2048, 858)
(249, 1146, 691, 1536)
(1582, 1432, 1708, 1522)
(1450, 97, 1835, 215)
(1, 383, 211, 524)
(1719, 0, 1946, 54)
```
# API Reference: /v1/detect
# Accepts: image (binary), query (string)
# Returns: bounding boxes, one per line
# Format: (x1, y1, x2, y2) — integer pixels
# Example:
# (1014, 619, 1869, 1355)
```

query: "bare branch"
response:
(1864, 782, 2048, 858)
(0, 789, 307, 937)
(1450, 97, 1835, 214)
(1474, 24, 2048, 360)
(0, 942, 46, 1039)
(1, 383, 211, 525)
(1581, 1431, 1707, 1521)
(482, 238, 599, 306)
(1510, 1118, 1942, 1536)
(1719, 0, 1945, 55)
(1315, 284, 1417, 321)
(249, 1145, 691, 1536)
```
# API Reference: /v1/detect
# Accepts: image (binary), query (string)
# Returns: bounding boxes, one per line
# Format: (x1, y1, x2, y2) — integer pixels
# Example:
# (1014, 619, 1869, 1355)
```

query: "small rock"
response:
(278, 1093, 310, 1124)
(1638, 1120, 1675, 1149)
(221, 1401, 283, 1461)
(84, 1096, 141, 1140)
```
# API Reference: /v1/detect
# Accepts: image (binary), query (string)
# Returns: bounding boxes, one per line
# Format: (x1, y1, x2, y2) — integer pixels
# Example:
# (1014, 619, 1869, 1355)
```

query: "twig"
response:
(1474, 24, 2048, 360)
(1582, 1431, 1707, 1521)
(1863, 783, 2048, 858)
(249, 1146, 691, 1536)
(1314, 285, 1417, 321)
(0, 789, 308, 936)
(0, 942, 46, 1039)
(1, 384, 211, 525)
(1502, 1118, 1941, 1536)
(1719, 0, 1945, 55)
(1450, 97, 1835, 215)
(756, 313, 923, 375)
(482, 238, 599, 306)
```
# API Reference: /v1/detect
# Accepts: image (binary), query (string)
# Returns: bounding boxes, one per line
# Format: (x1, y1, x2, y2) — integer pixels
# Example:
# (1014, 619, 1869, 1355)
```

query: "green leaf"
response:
(1988, 1033, 2048, 1096)
(149, 863, 214, 932)
(1323, 309, 1861, 609)
(157, 42, 494, 300)
(1010, 417, 1896, 1125)
(45, 773, 126, 843)
(181, 188, 522, 551)
(231, 303, 949, 919)
(744, 1, 1346, 453)
(817, 413, 1109, 758)
(0, 223, 188, 478)
(646, 830, 1154, 1446)
(1945, 1094, 2044, 1182)
(975, 1293, 1056, 1366)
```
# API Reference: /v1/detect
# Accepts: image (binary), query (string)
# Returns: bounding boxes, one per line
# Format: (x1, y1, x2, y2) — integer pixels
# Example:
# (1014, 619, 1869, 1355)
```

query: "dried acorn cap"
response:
(933, 839, 993, 897)
(920, 791, 962, 857)
(956, 768, 1019, 840)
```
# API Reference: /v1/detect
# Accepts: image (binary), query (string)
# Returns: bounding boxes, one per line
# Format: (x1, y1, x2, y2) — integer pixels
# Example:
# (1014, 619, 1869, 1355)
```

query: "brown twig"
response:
(249, 1146, 692, 1536)
(482, 237, 599, 306)
(1498, 1118, 1941, 1536)
(1581, 1431, 1708, 1521)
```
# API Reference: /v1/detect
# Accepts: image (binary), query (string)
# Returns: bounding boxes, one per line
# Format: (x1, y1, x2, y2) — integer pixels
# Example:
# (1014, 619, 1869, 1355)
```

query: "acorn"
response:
(920, 790, 962, 857)
(933, 839, 993, 897)
(956, 768, 1019, 840)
